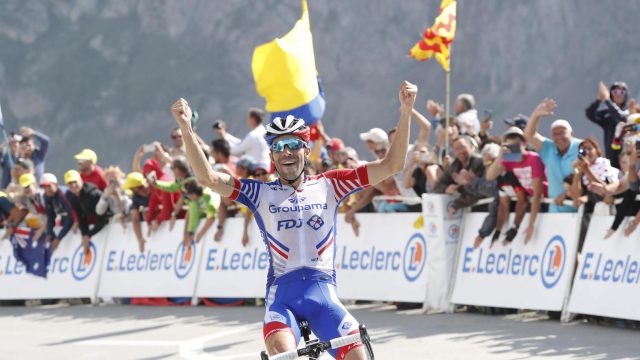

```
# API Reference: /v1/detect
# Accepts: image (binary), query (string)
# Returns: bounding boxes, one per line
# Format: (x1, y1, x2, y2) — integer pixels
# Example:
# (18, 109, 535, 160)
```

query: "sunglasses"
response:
(374, 148, 388, 155)
(254, 171, 267, 176)
(270, 138, 307, 153)
(612, 89, 626, 96)
(171, 135, 182, 139)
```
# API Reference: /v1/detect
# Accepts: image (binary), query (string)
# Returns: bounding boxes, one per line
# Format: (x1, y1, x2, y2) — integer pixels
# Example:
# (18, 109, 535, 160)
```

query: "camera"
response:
(579, 148, 587, 158)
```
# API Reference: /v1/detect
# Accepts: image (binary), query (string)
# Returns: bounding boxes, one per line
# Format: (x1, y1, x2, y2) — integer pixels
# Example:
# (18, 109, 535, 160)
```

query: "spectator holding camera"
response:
(434, 136, 485, 218)
(0, 133, 22, 188)
(75, 149, 108, 191)
(571, 137, 619, 210)
(96, 166, 131, 229)
(585, 81, 629, 168)
(486, 127, 547, 244)
(218, 108, 270, 167)
(525, 98, 581, 212)
(18, 127, 50, 182)
(41, 173, 73, 252)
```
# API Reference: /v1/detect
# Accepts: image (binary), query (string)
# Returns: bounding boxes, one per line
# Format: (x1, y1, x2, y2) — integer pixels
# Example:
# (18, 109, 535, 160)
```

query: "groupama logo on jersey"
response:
(461, 235, 566, 289)
(71, 242, 97, 280)
(335, 233, 427, 282)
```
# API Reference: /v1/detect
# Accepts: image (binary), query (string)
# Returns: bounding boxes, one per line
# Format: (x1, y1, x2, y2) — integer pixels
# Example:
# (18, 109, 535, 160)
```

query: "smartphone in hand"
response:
(503, 144, 523, 162)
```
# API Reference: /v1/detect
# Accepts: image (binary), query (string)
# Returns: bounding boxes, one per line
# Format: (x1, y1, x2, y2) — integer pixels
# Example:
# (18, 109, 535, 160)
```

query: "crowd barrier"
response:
(1, 195, 639, 324)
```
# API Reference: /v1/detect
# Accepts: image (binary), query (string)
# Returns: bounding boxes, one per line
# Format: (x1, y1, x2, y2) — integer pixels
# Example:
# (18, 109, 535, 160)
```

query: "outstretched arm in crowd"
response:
(524, 178, 543, 244)
(411, 108, 432, 147)
(366, 81, 417, 185)
(525, 98, 557, 152)
(171, 99, 234, 197)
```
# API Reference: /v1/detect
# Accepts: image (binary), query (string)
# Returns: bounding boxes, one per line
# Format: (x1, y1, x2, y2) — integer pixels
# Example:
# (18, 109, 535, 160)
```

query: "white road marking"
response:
(74, 339, 180, 347)
(178, 323, 263, 360)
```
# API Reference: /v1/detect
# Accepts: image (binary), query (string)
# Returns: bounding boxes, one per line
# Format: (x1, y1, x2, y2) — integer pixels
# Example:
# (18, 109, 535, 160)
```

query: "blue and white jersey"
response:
(229, 165, 370, 287)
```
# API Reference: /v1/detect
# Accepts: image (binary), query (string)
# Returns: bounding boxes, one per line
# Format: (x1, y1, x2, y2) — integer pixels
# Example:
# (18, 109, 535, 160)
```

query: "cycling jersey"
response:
(229, 164, 370, 287)
(229, 165, 370, 359)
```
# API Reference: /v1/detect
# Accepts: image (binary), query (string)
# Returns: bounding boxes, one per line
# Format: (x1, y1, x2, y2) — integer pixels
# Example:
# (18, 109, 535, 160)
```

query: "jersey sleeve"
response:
(228, 178, 262, 211)
(323, 165, 371, 203)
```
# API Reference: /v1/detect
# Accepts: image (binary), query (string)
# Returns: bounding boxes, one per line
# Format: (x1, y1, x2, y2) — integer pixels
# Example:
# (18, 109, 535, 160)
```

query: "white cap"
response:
(503, 126, 525, 138)
(39, 173, 58, 185)
(359, 128, 389, 144)
(550, 119, 572, 132)
(627, 113, 640, 124)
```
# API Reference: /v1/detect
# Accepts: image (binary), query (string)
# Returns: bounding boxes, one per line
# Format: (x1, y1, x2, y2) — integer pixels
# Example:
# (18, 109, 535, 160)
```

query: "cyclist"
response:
(170, 81, 417, 359)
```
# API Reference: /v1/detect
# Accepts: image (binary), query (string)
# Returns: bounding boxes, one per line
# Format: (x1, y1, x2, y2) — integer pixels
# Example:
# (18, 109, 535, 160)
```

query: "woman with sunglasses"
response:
(170, 81, 417, 360)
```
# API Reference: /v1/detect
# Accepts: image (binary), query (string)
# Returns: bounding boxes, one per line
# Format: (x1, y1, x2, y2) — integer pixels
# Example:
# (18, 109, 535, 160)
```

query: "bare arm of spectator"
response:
(628, 145, 639, 189)
(433, 167, 454, 193)
(242, 212, 253, 247)
(525, 177, 543, 244)
(485, 150, 505, 181)
(525, 98, 557, 152)
(345, 186, 380, 218)
(171, 99, 235, 197)
(411, 108, 432, 147)
(214, 199, 230, 242)
(403, 152, 419, 189)
(366, 81, 417, 185)
(131, 208, 145, 252)
(20, 127, 50, 160)
(223, 132, 242, 147)
(132, 146, 145, 173)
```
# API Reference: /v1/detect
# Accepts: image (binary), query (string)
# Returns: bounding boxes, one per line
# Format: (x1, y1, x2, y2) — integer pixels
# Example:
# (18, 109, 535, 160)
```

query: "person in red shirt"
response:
(75, 148, 108, 191)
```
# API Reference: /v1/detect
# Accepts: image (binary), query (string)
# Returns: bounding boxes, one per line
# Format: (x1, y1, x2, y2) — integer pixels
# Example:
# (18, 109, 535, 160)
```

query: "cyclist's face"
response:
(270, 135, 309, 180)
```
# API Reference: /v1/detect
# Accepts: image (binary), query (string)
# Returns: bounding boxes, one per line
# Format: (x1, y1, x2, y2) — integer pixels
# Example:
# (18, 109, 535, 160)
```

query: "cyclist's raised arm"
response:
(171, 98, 235, 198)
(366, 81, 417, 186)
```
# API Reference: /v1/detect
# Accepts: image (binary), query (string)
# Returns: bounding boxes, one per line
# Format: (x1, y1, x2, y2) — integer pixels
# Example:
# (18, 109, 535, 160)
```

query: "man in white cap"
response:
(524, 98, 582, 212)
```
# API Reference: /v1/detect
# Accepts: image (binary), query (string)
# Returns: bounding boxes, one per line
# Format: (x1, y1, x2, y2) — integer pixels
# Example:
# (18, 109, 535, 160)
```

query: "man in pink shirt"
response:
(486, 127, 548, 244)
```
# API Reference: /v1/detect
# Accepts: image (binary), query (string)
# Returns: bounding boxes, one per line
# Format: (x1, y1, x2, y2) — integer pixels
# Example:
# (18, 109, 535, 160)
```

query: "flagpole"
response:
(444, 69, 450, 156)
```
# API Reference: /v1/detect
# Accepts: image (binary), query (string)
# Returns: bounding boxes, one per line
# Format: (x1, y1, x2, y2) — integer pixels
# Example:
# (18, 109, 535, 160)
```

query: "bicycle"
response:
(260, 321, 374, 360)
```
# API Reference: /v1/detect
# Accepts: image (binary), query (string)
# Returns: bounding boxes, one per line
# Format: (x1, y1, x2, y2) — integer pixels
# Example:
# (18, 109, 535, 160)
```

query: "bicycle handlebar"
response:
(264, 332, 363, 360)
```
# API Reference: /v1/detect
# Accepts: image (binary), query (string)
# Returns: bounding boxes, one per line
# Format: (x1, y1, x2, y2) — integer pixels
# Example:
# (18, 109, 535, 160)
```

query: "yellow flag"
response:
(408, 0, 457, 72)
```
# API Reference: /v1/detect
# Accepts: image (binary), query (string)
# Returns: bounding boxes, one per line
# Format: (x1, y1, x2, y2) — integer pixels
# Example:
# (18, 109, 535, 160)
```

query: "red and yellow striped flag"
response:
(409, 0, 457, 72)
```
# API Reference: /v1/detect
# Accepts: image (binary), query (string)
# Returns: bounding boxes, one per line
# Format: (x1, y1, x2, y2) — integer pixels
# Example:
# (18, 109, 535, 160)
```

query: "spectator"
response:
(0, 191, 22, 239)
(234, 155, 255, 179)
(524, 98, 581, 212)
(96, 166, 131, 229)
(75, 148, 108, 191)
(149, 157, 189, 234)
(211, 138, 236, 175)
(403, 144, 441, 196)
(1, 132, 22, 188)
(122, 172, 153, 252)
(455, 93, 480, 135)
(8, 158, 34, 190)
(585, 81, 629, 168)
(15, 173, 48, 243)
(183, 179, 220, 246)
(18, 127, 50, 182)
(41, 173, 73, 253)
(64, 170, 111, 254)
(168, 128, 186, 158)
(217, 108, 270, 168)
(486, 127, 548, 244)
(133, 142, 173, 181)
(325, 138, 344, 168)
(434, 136, 485, 218)
(238, 164, 274, 246)
(572, 137, 620, 209)
(210, 138, 240, 242)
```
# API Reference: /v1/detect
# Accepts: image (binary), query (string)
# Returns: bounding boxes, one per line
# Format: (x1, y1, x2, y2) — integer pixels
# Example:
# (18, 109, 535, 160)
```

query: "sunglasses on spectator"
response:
(254, 171, 267, 176)
(270, 138, 307, 153)
(612, 89, 626, 96)
(171, 135, 182, 139)
(374, 148, 387, 155)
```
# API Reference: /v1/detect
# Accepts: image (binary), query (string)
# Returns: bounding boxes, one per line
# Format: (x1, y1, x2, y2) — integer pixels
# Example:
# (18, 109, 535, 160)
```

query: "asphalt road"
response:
(0, 303, 638, 360)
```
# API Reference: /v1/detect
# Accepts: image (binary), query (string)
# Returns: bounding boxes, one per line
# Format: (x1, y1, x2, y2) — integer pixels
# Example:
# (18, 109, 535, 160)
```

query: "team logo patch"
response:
(307, 215, 324, 231)
(288, 197, 306, 204)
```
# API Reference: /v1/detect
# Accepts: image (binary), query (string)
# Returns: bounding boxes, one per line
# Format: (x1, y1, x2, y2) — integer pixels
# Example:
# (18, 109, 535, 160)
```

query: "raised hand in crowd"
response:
(532, 98, 557, 118)
(427, 99, 443, 118)
(597, 81, 609, 101)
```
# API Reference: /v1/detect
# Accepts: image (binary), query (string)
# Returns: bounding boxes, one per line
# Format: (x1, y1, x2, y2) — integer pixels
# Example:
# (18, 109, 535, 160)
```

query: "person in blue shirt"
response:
(0, 133, 22, 188)
(524, 98, 581, 212)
